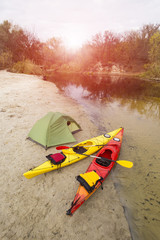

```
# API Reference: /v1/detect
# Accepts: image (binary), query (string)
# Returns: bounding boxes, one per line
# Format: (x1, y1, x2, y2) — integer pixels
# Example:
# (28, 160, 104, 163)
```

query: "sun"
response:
(63, 30, 87, 51)
(66, 36, 82, 50)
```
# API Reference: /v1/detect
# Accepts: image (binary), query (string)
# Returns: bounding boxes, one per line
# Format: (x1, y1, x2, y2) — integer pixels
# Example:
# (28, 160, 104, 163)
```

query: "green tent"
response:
(27, 112, 81, 149)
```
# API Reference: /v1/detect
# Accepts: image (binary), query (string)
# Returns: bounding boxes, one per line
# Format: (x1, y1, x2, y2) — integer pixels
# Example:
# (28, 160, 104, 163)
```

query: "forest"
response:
(0, 20, 160, 78)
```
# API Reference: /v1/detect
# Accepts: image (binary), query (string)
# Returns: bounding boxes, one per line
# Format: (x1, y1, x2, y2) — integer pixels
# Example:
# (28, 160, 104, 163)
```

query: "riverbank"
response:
(45, 69, 160, 82)
(0, 70, 131, 240)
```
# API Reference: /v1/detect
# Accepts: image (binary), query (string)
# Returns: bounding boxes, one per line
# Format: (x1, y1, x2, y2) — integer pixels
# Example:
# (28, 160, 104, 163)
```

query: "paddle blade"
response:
(117, 160, 133, 168)
(56, 146, 70, 150)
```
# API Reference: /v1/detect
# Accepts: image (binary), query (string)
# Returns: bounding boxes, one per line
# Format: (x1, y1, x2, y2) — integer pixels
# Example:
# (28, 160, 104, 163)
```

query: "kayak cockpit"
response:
(73, 141, 93, 154)
(96, 149, 113, 167)
(73, 146, 87, 154)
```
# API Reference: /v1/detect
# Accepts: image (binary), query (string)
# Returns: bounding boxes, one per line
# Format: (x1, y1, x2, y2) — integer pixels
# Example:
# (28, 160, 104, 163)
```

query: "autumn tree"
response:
(43, 37, 66, 67)
(143, 31, 160, 78)
(0, 20, 43, 68)
(149, 31, 160, 63)
(0, 20, 11, 49)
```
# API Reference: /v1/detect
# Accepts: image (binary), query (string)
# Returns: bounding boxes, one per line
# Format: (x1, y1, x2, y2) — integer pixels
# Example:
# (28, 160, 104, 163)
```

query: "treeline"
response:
(0, 20, 160, 77)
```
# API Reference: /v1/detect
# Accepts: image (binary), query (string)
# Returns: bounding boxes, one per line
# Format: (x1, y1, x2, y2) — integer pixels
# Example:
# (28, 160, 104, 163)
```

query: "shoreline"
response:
(44, 69, 160, 82)
(0, 70, 131, 240)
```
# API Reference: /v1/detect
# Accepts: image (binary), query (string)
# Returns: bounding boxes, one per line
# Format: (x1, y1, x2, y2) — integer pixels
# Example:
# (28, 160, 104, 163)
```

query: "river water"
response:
(46, 73, 160, 240)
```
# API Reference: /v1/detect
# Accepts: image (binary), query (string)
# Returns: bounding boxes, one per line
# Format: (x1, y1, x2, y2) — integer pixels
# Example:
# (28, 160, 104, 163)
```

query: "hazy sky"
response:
(0, 0, 160, 49)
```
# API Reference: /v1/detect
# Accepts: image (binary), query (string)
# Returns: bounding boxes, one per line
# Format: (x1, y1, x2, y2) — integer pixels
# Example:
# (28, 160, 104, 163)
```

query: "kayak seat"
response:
(96, 158, 111, 167)
(96, 149, 113, 166)
(46, 153, 66, 165)
(73, 146, 87, 154)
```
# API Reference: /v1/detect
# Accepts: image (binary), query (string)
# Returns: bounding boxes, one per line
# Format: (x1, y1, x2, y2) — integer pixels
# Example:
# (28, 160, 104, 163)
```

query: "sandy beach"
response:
(0, 70, 131, 240)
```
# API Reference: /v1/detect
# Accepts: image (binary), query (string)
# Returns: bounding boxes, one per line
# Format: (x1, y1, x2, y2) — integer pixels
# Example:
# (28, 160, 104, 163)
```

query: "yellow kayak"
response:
(23, 127, 122, 179)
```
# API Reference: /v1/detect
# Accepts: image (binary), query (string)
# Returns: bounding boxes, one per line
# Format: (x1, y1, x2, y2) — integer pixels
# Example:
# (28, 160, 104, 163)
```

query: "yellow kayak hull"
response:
(23, 127, 122, 179)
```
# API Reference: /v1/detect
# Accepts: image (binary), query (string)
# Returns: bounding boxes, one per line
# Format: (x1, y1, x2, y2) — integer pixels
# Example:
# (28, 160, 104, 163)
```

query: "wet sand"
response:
(0, 70, 131, 240)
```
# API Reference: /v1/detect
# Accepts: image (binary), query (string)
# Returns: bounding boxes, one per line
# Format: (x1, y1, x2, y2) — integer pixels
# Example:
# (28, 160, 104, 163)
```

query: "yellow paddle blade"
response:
(117, 160, 133, 168)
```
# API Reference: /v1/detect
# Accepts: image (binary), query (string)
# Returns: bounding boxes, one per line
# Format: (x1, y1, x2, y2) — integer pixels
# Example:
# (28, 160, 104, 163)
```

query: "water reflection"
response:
(47, 73, 160, 120)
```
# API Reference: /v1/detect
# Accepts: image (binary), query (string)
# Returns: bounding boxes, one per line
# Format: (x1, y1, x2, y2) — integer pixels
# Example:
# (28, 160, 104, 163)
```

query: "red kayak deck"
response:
(66, 128, 124, 215)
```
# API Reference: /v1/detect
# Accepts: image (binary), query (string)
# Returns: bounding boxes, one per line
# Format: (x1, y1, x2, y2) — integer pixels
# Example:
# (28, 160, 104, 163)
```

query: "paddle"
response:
(56, 146, 133, 168)
(56, 145, 106, 150)
(75, 153, 133, 168)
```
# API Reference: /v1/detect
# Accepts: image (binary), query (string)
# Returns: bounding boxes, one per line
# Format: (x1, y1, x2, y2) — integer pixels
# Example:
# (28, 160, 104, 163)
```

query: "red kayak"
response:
(66, 128, 124, 216)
